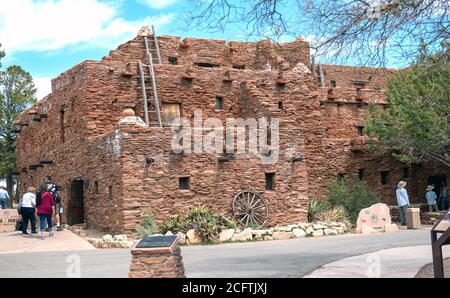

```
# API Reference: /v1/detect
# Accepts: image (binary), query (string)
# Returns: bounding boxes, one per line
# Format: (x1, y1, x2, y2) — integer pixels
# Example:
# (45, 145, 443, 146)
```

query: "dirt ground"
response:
(415, 258, 450, 278)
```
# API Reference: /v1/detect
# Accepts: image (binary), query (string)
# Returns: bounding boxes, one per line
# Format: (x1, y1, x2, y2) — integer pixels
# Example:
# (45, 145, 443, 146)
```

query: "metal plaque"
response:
(434, 210, 450, 233)
(135, 235, 177, 249)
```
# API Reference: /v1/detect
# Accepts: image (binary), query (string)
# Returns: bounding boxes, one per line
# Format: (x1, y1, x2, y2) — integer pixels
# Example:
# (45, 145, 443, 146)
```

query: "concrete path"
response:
(0, 228, 434, 278)
(305, 245, 450, 278)
(0, 230, 94, 255)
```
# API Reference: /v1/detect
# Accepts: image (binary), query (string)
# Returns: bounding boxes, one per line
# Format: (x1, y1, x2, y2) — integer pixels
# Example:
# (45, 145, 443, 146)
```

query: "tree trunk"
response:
(6, 169, 14, 208)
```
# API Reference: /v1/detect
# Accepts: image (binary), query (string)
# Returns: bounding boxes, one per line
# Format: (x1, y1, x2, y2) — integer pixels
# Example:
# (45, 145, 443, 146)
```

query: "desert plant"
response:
(315, 206, 351, 228)
(307, 198, 330, 222)
(159, 216, 186, 234)
(328, 176, 378, 225)
(135, 213, 158, 237)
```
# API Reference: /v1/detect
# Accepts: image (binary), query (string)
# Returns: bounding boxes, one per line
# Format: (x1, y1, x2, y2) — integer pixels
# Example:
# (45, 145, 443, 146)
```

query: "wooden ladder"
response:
(138, 25, 163, 127)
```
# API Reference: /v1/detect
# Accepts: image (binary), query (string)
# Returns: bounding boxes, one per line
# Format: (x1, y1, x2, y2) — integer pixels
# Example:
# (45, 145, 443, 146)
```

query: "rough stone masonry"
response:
(15, 27, 449, 235)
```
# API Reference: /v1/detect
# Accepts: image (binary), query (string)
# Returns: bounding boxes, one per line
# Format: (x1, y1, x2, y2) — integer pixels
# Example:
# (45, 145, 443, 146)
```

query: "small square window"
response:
(168, 57, 178, 65)
(94, 181, 99, 194)
(108, 186, 113, 200)
(403, 167, 410, 179)
(358, 169, 364, 181)
(179, 177, 190, 190)
(331, 80, 336, 88)
(381, 171, 389, 185)
(278, 101, 283, 109)
(265, 173, 275, 190)
(356, 125, 364, 136)
(215, 97, 223, 110)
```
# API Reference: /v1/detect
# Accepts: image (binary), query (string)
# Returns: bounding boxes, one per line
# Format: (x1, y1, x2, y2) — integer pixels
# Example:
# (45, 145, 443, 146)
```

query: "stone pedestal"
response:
(407, 208, 421, 229)
(129, 237, 185, 278)
(0, 209, 20, 233)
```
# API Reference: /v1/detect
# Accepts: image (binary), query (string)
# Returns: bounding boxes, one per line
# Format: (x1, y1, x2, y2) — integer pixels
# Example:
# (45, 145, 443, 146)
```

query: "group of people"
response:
(18, 177, 63, 240)
(396, 180, 449, 226)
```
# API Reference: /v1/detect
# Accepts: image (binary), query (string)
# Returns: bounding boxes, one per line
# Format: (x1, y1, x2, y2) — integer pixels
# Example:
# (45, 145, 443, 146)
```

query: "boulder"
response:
(384, 223, 399, 233)
(263, 235, 273, 241)
(113, 234, 128, 242)
(361, 224, 383, 234)
(287, 224, 299, 230)
(335, 227, 345, 234)
(165, 231, 174, 236)
(231, 228, 253, 242)
(176, 232, 186, 244)
(313, 223, 327, 230)
(102, 234, 113, 242)
(312, 229, 324, 237)
(324, 228, 338, 236)
(356, 203, 392, 234)
(305, 226, 315, 235)
(272, 231, 293, 240)
(275, 226, 293, 232)
(186, 229, 202, 245)
(114, 241, 130, 248)
(251, 229, 271, 236)
(218, 229, 235, 242)
(292, 228, 306, 238)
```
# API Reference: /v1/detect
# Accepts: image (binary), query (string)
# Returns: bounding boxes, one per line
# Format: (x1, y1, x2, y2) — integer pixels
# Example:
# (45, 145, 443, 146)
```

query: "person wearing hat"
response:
(0, 185, 10, 209)
(396, 181, 410, 226)
(426, 185, 439, 212)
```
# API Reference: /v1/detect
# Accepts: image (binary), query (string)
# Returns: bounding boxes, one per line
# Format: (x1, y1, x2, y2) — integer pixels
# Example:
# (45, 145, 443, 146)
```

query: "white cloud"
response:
(34, 76, 52, 100)
(0, 0, 175, 54)
(137, 0, 177, 9)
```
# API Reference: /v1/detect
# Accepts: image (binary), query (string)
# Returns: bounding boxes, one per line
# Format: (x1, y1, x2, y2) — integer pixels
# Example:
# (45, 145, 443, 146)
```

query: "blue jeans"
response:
(39, 214, 52, 231)
(399, 205, 408, 226)
(0, 200, 6, 209)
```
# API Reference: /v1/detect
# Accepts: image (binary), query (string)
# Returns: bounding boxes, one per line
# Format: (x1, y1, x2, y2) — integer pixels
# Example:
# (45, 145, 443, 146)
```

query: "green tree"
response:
(0, 65, 37, 204)
(365, 46, 450, 166)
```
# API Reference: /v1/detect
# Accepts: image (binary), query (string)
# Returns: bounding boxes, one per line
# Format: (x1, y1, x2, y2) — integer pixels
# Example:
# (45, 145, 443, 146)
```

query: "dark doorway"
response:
(428, 175, 447, 199)
(68, 180, 84, 225)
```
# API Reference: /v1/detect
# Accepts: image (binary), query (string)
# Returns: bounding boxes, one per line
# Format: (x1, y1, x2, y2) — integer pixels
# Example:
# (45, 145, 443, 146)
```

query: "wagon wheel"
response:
(232, 190, 269, 228)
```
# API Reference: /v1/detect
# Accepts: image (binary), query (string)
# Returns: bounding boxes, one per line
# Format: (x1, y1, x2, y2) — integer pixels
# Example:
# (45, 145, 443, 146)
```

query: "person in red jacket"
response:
(36, 183, 55, 239)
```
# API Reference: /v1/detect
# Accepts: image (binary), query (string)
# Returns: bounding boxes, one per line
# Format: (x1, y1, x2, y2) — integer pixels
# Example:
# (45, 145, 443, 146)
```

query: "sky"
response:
(0, 0, 405, 100)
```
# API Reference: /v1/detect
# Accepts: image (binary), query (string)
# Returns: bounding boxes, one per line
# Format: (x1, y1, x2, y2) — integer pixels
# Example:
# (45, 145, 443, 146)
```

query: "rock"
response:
(102, 234, 113, 242)
(384, 223, 399, 233)
(186, 229, 202, 244)
(165, 231, 174, 236)
(335, 227, 345, 234)
(356, 203, 392, 234)
(275, 226, 292, 232)
(218, 229, 235, 242)
(298, 223, 309, 230)
(232, 228, 252, 242)
(272, 231, 293, 240)
(312, 229, 324, 237)
(176, 232, 186, 244)
(251, 229, 271, 236)
(361, 224, 383, 234)
(313, 223, 327, 230)
(287, 224, 298, 230)
(324, 228, 338, 236)
(113, 234, 128, 242)
(254, 234, 264, 240)
(114, 241, 129, 248)
(292, 228, 306, 238)
(263, 236, 273, 241)
(305, 226, 315, 235)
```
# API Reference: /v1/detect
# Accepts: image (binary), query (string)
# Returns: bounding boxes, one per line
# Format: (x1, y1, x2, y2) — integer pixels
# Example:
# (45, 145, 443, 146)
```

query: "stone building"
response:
(15, 28, 448, 235)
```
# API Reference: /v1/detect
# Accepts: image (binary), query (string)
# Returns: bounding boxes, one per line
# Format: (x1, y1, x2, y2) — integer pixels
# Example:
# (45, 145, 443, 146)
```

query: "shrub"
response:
(158, 205, 239, 243)
(307, 198, 330, 222)
(327, 176, 378, 225)
(315, 206, 351, 228)
(135, 213, 158, 237)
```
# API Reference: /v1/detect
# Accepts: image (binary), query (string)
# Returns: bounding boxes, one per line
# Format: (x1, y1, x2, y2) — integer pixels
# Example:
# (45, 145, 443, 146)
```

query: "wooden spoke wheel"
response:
(232, 190, 269, 228)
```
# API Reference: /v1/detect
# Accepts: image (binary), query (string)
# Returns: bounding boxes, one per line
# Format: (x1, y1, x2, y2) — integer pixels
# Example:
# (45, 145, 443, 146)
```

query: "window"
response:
(358, 169, 364, 181)
(380, 171, 389, 185)
(215, 96, 223, 110)
(232, 64, 245, 70)
(108, 186, 113, 200)
(161, 103, 182, 126)
(179, 177, 190, 190)
(356, 125, 364, 136)
(403, 167, 410, 179)
(94, 181, 99, 194)
(330, 80, 336, 88)
(265, 173, 275, 190)
(60, 110, 65, 143)
(278, 101, 283, 109)
(168, 57, 178, 65)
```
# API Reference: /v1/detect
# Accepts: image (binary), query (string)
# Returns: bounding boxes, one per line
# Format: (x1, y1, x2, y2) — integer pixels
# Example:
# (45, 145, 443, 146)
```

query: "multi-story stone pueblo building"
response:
(15, 27, 448, 235)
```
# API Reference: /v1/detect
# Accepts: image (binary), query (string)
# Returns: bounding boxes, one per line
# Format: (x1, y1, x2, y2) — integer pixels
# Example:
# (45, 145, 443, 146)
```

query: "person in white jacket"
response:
(20, 187, 37, 235)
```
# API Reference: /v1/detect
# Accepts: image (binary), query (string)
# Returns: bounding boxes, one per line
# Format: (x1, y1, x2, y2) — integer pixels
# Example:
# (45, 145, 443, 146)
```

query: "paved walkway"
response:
(305, 245, 450, 278)
(0, 230, 94, 255)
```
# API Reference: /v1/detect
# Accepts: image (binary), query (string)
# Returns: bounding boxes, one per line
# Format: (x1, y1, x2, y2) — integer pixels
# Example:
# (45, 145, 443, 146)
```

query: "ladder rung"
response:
(137, 75, 152, 79)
